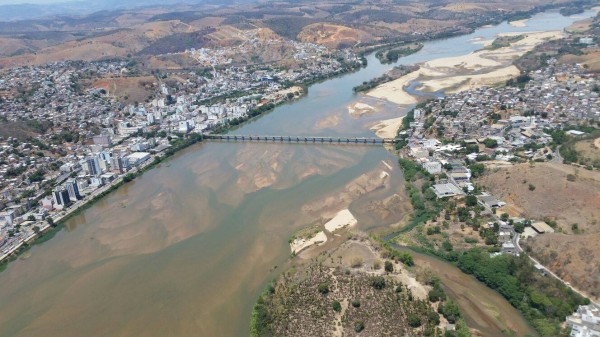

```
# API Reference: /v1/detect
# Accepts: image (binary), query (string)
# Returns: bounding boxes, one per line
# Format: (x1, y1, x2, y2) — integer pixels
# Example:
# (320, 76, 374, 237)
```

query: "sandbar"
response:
(509, 19, 528, 27)
(324, 209, 358, 232)
(370, 116, 405, 139)
(348, 102, 375, 117)
(290, 231, 327, 253)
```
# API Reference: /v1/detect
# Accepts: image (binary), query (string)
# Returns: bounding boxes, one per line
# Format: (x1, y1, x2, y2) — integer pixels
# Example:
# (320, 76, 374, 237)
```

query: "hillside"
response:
(524, 233, 600, 301)
(477, 162, 600, 233)
(0, 0, 586, 69)
(297, 23, 375, 49)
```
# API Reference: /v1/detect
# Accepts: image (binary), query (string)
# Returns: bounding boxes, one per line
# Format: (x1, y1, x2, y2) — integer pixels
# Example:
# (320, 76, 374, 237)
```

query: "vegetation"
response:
(375, 43, 423, 64)
(457, 248, 589, 336)
(485, 35, 525, 50)
(353, 65, 418, 93)
(250, 261, 446, 336)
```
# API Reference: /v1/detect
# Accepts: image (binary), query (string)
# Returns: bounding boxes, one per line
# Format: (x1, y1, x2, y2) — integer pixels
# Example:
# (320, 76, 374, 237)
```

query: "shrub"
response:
(354, 321, 365, 333)
(428, 286, 446, 302)
(384, 260, 394, 273)
(371, 276, 386, 290)
(332, 300, 341, 312)
(427, 311, 440, 325)
(351, 257, 363, 268)
(566, 174, 576, 182)
(318, 283, 329, 294)
(408, 313, 422, 327)
(373, 260, 381, 270)
(528, 184, 536, 191)
(352, 300, 361, 308)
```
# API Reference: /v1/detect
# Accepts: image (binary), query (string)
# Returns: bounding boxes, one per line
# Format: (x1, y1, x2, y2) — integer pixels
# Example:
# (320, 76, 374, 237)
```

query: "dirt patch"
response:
(477, 162, 600, 233)
(86, 76, 157, 104)
(560, 48, 600, 72)
(525, 233, 600, 301)
(297, 23, 374, 49)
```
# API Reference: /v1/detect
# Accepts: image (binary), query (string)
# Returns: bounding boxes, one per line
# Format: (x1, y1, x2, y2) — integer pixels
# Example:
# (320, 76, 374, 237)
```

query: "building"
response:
(531, 221, 555, 234)
(52, 187, 71, 207)
(567, 303, 600, 337)
(501, 242, 517, 255)
(65, 179, 82, 202)
(92, 135, 112, 147)
(423, 161, 442, 175)
(85, 156, 102, 176)
(126, 152, 150, 167)
(178, 120, 191, 133)
(477, 194, 504, 208)
(110, 156, 126, 173)
(432, 183, 463, 198)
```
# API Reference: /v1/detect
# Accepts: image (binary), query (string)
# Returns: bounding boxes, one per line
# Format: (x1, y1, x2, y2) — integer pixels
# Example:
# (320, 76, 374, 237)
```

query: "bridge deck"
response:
(203, 134, 398, 145)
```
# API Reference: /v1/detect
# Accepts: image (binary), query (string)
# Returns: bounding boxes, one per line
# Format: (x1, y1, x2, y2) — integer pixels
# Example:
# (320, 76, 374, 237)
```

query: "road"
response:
(515, 236, 598, 305)
(481, 198, 597, 305)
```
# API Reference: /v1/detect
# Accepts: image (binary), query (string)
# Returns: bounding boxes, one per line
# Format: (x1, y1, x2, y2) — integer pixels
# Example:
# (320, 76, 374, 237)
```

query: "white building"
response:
(126, 152, 150, 167)
(567, 303, 600, 337)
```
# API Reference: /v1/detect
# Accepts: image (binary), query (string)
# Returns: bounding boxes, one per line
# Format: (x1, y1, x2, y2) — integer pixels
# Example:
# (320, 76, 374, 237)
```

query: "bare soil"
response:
(525, 233, 600, 301)
(477, 162, 600, 233)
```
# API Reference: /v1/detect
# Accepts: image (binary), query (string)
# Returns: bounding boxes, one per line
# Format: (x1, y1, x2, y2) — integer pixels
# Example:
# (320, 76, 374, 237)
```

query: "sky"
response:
(1, 0, 77, 4)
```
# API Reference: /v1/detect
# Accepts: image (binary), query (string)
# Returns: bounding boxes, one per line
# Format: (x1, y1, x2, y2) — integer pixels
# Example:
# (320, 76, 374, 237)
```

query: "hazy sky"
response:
(1, 0, 77, 4)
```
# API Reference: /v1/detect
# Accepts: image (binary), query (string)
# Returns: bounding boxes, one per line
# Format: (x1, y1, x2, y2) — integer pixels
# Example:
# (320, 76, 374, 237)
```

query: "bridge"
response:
(203, 134, 399, 145)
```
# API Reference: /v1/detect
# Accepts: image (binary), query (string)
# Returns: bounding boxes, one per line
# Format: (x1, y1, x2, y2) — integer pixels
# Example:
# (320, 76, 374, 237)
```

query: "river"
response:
(0, 9, 595, 337)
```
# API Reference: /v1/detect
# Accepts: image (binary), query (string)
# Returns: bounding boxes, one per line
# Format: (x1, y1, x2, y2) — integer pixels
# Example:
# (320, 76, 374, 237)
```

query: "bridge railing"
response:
(203, 134, 399, 144)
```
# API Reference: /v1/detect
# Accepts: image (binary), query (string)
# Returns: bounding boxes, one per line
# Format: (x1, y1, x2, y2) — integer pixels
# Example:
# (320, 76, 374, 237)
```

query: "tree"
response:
(514, 222, 525, 233)
(384, 260, 394, 273)
(483, 138, 498, 148)
(469, 163, 485, 177)
(123, 173, 136, 183)
(500, 213, 509, 222)
(465, 195, 477, 207)
(354, 321, 365, 333)
(439, 299, 461, 323)
(46, 217, 55, 227)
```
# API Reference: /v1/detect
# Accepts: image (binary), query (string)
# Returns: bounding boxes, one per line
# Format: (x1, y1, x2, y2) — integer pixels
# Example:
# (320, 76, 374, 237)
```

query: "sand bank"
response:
(368, 30, 564, 102)
(370, 116, 405, 139)
(324, 209, 358, 232)
(290, 231, 327, 253)
(366, 71, 419, 105)
(509, 19, 528, 27)
(347, 102, 375, 117)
